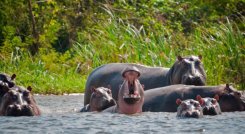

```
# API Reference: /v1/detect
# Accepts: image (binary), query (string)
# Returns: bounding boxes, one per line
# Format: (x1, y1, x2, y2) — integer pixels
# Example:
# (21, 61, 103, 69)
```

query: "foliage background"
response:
(0, 0, 244, 94)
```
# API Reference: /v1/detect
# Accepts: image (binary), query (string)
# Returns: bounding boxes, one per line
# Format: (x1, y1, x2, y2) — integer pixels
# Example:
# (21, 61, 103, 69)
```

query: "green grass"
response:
(0, 13, 244, 94)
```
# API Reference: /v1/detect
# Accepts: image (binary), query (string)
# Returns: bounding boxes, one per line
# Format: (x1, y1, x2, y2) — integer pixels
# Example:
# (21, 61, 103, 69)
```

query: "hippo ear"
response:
(176, 99, 182, 105)
(226, 83, 229, 88)
(224, 84, 232, 93)
(196, 95, 202, 101)
(196, 95, 204, 105)
(177, 56, 183, 61)
(214, 94, 219, 101)
(198, 99, 204, 105)
(11, 74, 16, 80)
(27, 86, 32, 92)
(198, 55, 202, 60)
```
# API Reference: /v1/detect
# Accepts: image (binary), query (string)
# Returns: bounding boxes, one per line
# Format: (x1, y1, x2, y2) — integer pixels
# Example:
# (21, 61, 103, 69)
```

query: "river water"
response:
(0, 94, 244, 134)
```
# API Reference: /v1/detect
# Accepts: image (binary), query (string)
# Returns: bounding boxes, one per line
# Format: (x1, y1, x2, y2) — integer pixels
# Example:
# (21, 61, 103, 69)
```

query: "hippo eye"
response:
(195, 61, 201, 66)
(23, 91, 29, 97)
(12, 95, 18, 101)
(107, 90, 111, 94)
(194, 103, 200, 107)
(211, 99, 217, 104)
(236, 92, 241, 96)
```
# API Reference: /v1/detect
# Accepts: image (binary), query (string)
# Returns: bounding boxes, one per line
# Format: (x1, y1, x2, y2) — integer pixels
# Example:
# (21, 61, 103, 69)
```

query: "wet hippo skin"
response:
(143, 84, 245, 112)
(80, 87, 116, 112)
(196, 95, 222, 115)
(176, 99, 203, 118)
(0, 86, 41, 116)
(84, 55, 206, 105)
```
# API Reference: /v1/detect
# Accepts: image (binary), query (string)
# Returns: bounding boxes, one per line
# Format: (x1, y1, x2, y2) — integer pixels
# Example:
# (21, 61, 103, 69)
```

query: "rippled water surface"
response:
(0, 95, 245, 134)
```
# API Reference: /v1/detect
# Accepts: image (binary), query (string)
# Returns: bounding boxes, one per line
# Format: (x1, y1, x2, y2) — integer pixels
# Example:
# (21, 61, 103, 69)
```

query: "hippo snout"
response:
(203, 107, 217, 115)
(6, 104, 34, 116)
(108, 99, 116, 106)
(184, 111, 200, 118)
(183, 75, 205, 86)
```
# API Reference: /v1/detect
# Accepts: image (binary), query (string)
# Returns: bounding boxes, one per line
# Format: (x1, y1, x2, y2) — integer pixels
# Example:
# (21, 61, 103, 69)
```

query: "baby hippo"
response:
(196, 95, 221, 115)
(80, 87, 116, 112)
(176, 99, 203, 118)
(0, 86, 41, 116)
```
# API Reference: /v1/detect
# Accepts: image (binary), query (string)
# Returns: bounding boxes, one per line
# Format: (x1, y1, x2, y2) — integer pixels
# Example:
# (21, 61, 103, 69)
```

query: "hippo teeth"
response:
(123, 94, 141, 99)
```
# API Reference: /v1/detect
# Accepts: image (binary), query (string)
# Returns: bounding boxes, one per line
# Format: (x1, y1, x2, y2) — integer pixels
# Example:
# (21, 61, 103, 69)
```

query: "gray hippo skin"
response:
(80, 87, 116, 112)
(176, 99, 203, 118)
(103, 79, 144, 114)
(0, 86, 41, 116)
(84, 55, 206, 105)
(143, 84, 245, 112)
(196, 95, 222, 115)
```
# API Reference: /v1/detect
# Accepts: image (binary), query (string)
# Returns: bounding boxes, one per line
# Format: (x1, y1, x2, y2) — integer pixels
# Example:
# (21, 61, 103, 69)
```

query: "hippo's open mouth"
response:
(122, 81, 141, 104)
(123, 94, 141, 104)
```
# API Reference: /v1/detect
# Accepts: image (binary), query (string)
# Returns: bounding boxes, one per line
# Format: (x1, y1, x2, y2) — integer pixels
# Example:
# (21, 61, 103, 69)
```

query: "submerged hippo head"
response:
(169, 55, 206, 86)
(196, 95, 221, 115)
(218, 84, 245, 112)
(89, 87, 116, 111)
(176, 99, 203, 118)
(0, 73, 16, 96)
(0, 86, 41, 116)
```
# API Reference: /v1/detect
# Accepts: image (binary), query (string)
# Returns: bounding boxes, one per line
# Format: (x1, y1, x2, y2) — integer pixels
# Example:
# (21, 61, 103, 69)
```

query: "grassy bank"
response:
(0, 1, 244, 94)
(1, 16, 244, 94)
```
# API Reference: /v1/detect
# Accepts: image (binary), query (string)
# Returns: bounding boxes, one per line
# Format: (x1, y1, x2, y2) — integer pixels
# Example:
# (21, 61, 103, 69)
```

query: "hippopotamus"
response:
(176, 99, 203, 118)
(103, 70, 144, 114)
(196, 95, 222, 115)
(0, 86, 41, 116)
(143, 84, 245, 112)
(84, 55, 206, 105)
(0, 73, 16, 97)
(80, 87, 116, 112)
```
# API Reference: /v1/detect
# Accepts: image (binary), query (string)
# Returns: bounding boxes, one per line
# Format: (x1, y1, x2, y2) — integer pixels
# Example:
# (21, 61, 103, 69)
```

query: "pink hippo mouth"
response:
(122, 81, 141, 104)
(123, 94, 141, 104)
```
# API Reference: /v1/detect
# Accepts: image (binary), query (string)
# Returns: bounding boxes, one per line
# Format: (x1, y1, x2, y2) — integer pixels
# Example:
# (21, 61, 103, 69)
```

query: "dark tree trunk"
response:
(27, 0, 39, 55)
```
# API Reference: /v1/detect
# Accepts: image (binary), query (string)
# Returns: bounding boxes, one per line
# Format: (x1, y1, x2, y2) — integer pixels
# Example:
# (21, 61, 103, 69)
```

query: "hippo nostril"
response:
(192, 112, 199, 118)
(203, 107, 209, 111)
(185, 111, 191, 117)
(109, 99, 116, 106)
(14, 104, 22, 111)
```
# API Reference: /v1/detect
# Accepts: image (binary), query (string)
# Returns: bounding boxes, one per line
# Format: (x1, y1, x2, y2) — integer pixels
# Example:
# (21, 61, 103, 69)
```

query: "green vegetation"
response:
(0, 0, 244, 94)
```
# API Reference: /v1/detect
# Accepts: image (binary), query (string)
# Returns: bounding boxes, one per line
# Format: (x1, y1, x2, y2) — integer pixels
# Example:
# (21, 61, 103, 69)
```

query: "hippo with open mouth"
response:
(80, 87, 116, 112)
(103, 68, 144, 114)
(143, 84, 245, 112)
(0, 86, 41, 116)
(176, 99, 203, 118)
(196, 95, 222, 115)
(84, 55, 206, 105)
